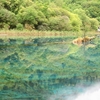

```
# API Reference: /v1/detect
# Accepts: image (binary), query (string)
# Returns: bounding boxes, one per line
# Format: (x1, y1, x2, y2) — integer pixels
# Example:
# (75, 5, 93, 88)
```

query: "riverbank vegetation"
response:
(0, 0, 100, 33)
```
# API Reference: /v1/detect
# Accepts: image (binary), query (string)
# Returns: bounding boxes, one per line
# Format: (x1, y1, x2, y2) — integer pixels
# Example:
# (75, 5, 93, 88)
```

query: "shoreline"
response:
(0, 30, 98, 39)
(0, 31, 76, 39)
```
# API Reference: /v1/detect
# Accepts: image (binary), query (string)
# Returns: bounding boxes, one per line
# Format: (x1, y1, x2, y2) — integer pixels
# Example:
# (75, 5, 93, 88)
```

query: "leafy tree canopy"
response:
(0, 0, 99, 31)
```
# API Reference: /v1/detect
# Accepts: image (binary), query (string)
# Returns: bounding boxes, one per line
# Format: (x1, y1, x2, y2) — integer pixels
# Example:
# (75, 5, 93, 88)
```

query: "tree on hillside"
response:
(83, 1, 100, 21)
(17, 5, 48, 30)
(74, 9, 99, 31)
(1, 0, 24, 14)
(0, 8, 18, 29)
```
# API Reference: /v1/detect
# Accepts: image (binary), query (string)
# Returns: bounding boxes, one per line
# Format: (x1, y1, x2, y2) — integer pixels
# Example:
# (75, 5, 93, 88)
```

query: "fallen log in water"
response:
(72, 36, 95, 46)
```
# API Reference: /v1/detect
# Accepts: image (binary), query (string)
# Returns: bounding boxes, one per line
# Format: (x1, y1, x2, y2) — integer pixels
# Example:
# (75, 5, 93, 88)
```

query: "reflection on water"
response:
(0, 37, 100, 100)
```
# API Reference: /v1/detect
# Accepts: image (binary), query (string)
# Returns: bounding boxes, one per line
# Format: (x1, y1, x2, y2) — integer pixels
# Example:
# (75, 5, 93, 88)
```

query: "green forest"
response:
(0, 0, 100, 32)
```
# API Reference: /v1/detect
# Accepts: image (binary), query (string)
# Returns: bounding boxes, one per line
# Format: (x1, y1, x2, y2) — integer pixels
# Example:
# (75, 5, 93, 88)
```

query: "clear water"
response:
(0, 37, 100, 100)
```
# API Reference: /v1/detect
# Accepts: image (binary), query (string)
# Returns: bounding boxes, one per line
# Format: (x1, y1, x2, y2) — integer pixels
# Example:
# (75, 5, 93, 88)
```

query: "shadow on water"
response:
(0, 37, 100, 100)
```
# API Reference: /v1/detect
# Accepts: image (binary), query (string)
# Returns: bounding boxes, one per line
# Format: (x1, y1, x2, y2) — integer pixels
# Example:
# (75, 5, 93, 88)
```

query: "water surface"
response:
(0, 37, 100, 100)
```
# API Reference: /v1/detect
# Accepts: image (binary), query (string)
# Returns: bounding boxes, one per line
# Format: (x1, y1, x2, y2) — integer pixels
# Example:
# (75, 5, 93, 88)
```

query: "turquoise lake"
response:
(0, 37, 100, 100)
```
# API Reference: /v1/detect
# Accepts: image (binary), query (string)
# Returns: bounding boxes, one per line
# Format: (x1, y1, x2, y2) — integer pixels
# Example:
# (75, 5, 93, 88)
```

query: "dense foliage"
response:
(0, 0, 100, 31)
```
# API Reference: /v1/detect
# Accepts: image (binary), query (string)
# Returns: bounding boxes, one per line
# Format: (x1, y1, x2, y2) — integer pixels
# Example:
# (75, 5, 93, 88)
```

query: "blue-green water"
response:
(0, 37, 100, 100)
